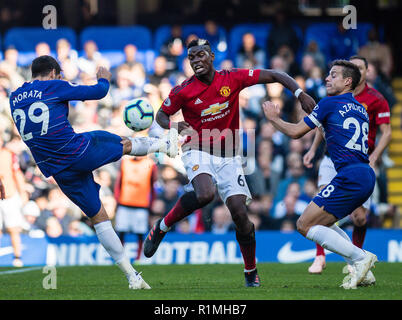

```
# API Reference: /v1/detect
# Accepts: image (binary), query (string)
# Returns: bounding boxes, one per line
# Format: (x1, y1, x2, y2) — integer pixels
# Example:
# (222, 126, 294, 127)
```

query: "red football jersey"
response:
(161, 69, 260, 153)
(354, 83, 390, 154)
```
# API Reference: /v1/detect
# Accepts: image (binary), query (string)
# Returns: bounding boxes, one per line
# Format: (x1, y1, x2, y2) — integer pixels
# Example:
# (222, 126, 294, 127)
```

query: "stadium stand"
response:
(4, 27, 77, 66)
(0, 19, 399, 246)
(79, 26, 155, 71)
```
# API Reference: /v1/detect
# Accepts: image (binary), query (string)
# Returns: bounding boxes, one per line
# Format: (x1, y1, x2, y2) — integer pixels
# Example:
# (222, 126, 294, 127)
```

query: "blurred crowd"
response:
(0, 18, 400, 243)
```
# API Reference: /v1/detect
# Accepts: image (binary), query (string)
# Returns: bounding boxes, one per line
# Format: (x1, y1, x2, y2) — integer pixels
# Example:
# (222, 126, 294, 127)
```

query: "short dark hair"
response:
(31, 55, 61, 78)
(187, 38, 212, 52)
(349, 55, 368, 68)
(331, 59, 361, 90)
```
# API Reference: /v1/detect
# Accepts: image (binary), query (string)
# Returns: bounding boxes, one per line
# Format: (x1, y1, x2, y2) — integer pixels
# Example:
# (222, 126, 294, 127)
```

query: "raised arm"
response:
(59, 67, 111, 102)
(258, 69, 316, 113)
(262, 100, 312, 139)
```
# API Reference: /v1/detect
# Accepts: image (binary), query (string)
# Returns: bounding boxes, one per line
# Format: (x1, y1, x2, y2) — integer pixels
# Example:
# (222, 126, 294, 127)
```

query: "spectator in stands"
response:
(277, 45, 301, 77)
(47, 197, 74, 235)
(110, 64, 136, 105)
(160, 24, 184, 53)
(257, 194, 277, 230)
(304, 40, 326, 72)
(158, 78, 174, 101)
(78, 40, 102, 75)
(267, 9, 299, 57)
(274, 152, 308, 201)
(220, 59, 234, 71)
(35, 42, 51, 57)
(273, 194, 299, 230)
(149, 56, 170, 86)
(182, 57, 194, 79)
(210, 205, 233, 234)
(22, 200, 45, 238)
(236, 32, 266, 69)
(301, 54, 316, 78)
(257, 138, 273, 192)
(330, 21, 359, 60)
(45, 216, 63, 238)
(305, 66, 327, 102)
(150, 198, 167, 228)
(204, 19, 227, 53)
(0, 46, 27, 89)
(270, 55, 289, 74)
(366, 62, 397, 110)
(130, 62, 147, 93)
(123, 44, 139, 68)
(56, 38, 78, 64)
(159, 178, 181, 214)
(272, 182, 309, 219)
(0, 6, 19, 33)
(68, 220, 95, 237)
(113, 154, 157, 260)
(175, 218, 192, 234)
(0, 133, 29, 267)
(160, 24, 185, 74)
(358, 27, 393, 79)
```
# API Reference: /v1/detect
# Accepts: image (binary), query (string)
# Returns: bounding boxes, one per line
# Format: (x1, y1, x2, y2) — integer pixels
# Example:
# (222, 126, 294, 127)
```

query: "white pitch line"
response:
(0, 266, 43, 275)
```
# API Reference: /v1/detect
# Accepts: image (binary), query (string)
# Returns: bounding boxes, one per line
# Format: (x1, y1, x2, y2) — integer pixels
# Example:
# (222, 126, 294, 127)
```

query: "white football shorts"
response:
(181, 149, 252, 204)
(114, 206, 149, 234)
(0, 193, 25, 230)
(317, 155, 371, 210)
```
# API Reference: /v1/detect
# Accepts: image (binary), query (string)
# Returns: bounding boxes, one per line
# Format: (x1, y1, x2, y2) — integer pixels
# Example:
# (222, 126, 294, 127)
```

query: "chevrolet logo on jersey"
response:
(201, 102, 229, 117)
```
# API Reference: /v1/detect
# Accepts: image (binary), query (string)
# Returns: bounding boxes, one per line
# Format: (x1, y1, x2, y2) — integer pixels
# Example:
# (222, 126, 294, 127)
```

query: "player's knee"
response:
(354, 215, 367, 227)
(351, 208, 367, 226)
(120, 137, 131, 155)
(196, 191, 215, 206)
(296, 217, 308, 236)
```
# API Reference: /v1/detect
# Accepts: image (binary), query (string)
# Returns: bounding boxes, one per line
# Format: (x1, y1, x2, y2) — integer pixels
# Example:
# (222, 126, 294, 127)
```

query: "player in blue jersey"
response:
(10, 55, 178, 289)
(263, 60, 377, 289)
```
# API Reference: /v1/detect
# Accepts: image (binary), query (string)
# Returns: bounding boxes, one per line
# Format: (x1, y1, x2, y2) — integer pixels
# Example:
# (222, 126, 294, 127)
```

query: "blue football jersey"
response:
(10, 78, 109, 177)
(304, 92, 370, 171)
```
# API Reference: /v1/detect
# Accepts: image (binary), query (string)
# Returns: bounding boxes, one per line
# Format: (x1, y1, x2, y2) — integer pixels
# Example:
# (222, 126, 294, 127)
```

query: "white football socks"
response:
(329, 224, 353, 265)
(129, 136, 161, 156)
(306, 225, 366, 263)
(160, 218, 170, 232)
(94, 220, 136, 277)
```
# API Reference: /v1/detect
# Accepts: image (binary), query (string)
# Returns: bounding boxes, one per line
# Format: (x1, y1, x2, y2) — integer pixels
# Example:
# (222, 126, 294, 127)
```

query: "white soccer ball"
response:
(123, 98, 154, 132)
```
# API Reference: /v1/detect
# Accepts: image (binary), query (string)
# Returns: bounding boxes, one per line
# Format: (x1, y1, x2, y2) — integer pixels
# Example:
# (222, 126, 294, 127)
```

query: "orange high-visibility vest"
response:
(118, 157, 155, 208)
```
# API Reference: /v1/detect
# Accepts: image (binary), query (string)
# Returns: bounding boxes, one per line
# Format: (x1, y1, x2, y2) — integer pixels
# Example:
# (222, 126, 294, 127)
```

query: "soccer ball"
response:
(123, 98, 154, 131)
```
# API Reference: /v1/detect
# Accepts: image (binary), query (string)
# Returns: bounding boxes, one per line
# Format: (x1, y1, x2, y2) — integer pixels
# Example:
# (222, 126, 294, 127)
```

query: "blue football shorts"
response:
(53, 130, 123, 217)
(312, 163, 376, 219)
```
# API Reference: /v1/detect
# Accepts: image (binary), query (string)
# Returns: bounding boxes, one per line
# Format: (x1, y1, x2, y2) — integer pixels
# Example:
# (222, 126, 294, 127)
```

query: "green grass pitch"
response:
(0, 262, 401, 300)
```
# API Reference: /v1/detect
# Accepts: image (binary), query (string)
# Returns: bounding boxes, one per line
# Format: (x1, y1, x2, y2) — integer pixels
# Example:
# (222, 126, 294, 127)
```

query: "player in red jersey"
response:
(304, 56, 391, 279)
(143, 38, 316, 287)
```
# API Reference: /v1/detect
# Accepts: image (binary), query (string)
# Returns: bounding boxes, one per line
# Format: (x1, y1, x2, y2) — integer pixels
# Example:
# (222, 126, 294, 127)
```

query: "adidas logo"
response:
(195, 98, 203, 105)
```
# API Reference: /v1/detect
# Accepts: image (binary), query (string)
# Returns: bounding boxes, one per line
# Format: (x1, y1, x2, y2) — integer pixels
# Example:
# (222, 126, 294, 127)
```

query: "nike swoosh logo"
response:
(277, 241, 332, 263)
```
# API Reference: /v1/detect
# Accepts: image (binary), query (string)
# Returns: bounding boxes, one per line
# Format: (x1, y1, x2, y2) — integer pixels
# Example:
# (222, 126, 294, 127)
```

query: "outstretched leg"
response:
(121, 128, 178, 158)
(297, 202, 377, 289)
(143, 173, 215, 258)
(91, 204, 151, 289)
